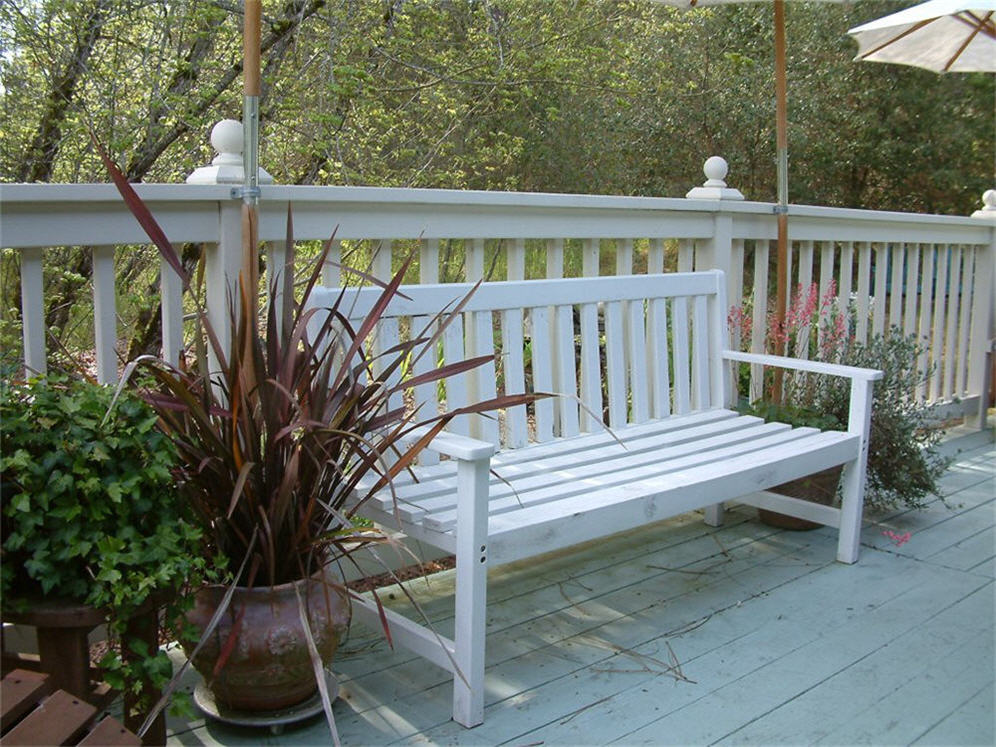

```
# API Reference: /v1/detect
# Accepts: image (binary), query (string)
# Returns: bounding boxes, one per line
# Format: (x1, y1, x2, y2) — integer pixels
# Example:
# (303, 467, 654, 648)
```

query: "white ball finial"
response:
(686, 156, 744, 201)
(972, 188, 996, 219)
(186, 119, 273, 185)
(703, 156, 729, 186)
(210, 119, 244, 162)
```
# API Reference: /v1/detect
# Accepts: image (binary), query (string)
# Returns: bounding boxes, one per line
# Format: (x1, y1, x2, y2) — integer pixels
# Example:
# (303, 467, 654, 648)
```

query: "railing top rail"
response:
(1, 182, 992, 249)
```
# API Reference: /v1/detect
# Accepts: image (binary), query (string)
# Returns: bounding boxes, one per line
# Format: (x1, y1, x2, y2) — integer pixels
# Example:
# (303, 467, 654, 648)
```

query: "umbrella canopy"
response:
(848, 0, 996, 73)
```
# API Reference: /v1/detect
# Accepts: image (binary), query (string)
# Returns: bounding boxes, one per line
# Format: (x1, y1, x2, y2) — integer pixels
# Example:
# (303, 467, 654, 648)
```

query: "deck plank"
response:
(716, 581, 994, 745)
(912, 681, 995, 746)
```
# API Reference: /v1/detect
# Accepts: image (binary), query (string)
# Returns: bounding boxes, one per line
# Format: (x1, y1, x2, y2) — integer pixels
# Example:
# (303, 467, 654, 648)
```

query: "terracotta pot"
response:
(184, 566, 350, 711)
(758, 465, 844, 531)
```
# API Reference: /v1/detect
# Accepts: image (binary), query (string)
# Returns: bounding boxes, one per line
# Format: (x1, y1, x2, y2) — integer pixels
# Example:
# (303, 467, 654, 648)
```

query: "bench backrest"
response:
(308, 271, 729, 454)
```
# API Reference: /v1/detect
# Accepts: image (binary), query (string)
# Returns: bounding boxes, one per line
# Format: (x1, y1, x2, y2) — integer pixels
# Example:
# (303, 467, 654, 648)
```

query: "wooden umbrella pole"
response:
(240, 0, 261, 398)
(772, 0, 789, 401)
(242, 0, 261, 298)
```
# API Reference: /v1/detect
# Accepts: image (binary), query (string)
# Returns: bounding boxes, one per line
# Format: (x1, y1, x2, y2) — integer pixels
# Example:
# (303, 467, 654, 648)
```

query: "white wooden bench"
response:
(310, 270, 882, 728)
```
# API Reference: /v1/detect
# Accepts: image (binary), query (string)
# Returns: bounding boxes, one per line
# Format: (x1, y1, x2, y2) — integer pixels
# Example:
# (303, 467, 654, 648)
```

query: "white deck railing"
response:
(2, 138, 993, 427)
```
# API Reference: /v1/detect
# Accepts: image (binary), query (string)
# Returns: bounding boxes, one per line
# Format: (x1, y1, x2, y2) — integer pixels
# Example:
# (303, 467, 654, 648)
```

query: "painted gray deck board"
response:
(912, 682, 995, 746)
(166, 431, 994, 746)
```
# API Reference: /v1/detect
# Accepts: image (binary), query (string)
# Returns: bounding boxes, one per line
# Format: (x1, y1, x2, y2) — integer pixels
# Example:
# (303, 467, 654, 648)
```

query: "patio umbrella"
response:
(847, 0, 996, 73)
(653, 0, 842, 357)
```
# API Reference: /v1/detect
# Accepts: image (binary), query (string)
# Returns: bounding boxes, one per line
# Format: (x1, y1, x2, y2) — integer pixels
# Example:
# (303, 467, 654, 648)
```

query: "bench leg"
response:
(703, 502, 724, 527)
(452, 457, 490, 728)
(836, 459, 864, 564)
(838, 377, 875, 564)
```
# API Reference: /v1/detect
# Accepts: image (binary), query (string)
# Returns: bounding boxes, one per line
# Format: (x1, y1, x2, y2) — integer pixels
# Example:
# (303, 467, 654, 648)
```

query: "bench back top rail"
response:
(308, 271, 729, 453)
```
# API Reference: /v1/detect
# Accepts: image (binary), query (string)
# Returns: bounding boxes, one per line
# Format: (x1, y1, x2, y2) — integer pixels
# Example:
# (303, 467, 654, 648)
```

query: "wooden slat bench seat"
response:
(309, 270, 882, 728)
(0, 669, 139, 746)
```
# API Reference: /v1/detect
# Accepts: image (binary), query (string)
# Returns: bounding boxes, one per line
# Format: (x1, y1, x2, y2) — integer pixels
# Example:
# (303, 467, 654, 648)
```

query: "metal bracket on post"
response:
(772, 204, 789, 215)
(230, 186, 262, 201)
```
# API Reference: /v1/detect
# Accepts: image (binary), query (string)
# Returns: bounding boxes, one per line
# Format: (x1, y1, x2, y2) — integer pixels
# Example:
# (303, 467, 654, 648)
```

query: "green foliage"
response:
(812, 331, 950, 511)
(739, 329, 949, 512)
(0, 374, 214, 711)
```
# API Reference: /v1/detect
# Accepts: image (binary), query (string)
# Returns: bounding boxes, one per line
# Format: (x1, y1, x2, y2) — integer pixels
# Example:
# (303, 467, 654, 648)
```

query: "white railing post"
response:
(687, 156, 743, 403)
(686, 156, 743, 281)
(187, 120, 273, 369)
(967, 190, 996, 428)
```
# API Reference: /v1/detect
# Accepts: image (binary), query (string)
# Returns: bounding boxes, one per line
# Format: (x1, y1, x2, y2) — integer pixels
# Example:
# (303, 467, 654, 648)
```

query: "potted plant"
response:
(729, 282, 949, 528)
(100, 151, 533, 733)
(0, 374, 213, 724)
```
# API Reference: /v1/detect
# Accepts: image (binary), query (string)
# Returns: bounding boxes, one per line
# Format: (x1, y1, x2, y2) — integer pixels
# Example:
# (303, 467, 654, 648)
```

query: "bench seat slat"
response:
(395, 417, 783, 514)
(364, 411, 759, 521)
(486, 430, 859, 564)
(419, 424, 843, 533)
(362, 409, 748, 519)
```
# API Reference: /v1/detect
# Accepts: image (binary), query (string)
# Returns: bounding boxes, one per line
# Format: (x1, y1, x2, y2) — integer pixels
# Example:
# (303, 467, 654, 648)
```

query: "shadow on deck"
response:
(167, 427, 994, 746)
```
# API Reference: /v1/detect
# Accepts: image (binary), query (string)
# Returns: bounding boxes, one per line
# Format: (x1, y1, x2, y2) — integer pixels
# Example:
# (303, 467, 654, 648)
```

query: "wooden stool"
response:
(0, 669, 139, 746)
(2, 600, 165, 745)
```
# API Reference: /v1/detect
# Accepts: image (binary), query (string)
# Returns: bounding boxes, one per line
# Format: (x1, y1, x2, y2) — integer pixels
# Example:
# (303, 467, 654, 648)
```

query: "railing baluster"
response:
(855, 242, 872, 343)
(420, 238, 439, 284)
(903, 244, 920, 339)
(507, 238, 525, 281)
(942, 246, 963, 399)
(546, 238, 564, 280)
(838, 241, 854, 311)
(92, 245, 117, 384)
(930, 244, 950, 402)
(749, 240, 770, 402)
(889, 243, 904, 331)
(955, 248, 974, 397)
(20, 247, 46, 378)
(917, 245, 936, 402)
(467, 237, 485, 281)
(648, 238, 665, 275)
(322, 239, 342, 287)
(872, 242, 889, 336)
(617, 238, 633, 277)
(796, 240, 814, 358)
(582, 238, 599, 278)
(161, 254, 183, 367)
(677, 239, 693, 273)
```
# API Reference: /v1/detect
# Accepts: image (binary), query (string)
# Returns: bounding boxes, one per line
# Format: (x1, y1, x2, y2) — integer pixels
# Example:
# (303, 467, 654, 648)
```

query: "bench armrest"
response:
(721, 350, 883, 382)
(405, 426, 496, 462)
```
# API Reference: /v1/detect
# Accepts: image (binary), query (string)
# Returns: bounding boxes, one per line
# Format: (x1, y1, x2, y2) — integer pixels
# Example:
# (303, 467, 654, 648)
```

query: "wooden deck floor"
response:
(166, 428, 994, 746)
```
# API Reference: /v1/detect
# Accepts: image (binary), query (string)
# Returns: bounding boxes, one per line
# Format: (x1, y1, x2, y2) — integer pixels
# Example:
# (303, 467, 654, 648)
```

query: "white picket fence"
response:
(2, 147, 994, 427)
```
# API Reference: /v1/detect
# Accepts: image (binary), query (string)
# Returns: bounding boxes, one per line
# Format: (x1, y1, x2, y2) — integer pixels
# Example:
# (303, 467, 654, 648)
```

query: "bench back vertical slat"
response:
(671, 296, 692, 414)
(554, 304, 581, 437)
(377, 317, 404, 414)
(443, 314, 470, 436)
(708, 269, 731, 408)
(692, 294, 711, 410)
(470, 309, 500, 445)
(604, 300, 628, 427)
(628, 299, 650, 422)
(412, 315, 441, 465)
(578, 301, 603, 432)
(500, 307, 529, 447)
(529, 306, 556, 441)
(648, 297, 671, 418)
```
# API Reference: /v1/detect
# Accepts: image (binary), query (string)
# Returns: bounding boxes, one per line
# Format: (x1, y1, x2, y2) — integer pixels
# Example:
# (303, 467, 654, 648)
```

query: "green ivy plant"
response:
(0, 374, 215, 713)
